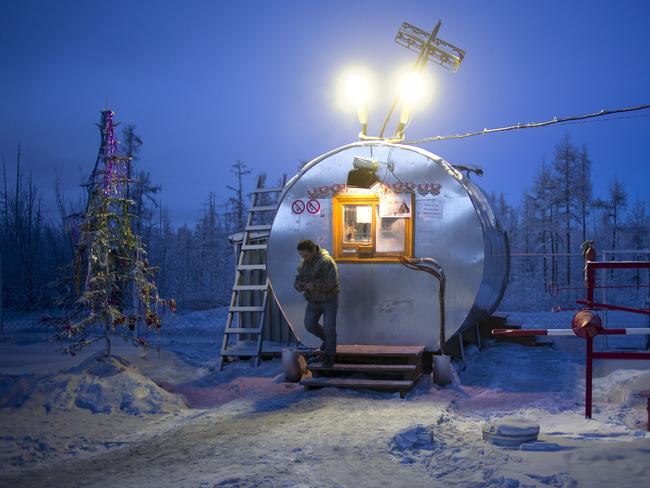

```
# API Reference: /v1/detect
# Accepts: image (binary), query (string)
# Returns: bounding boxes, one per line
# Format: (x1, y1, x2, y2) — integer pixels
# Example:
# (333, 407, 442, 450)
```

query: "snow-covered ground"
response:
(1, 309, 650, 487)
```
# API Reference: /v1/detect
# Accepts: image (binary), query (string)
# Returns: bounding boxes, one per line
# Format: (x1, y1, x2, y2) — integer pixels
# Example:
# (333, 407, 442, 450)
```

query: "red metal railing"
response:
(492, 246, 650, 425)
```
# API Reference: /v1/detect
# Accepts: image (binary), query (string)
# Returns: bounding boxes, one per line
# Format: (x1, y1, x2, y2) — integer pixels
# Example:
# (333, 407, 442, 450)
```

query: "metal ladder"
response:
(218, 175, 286, 369)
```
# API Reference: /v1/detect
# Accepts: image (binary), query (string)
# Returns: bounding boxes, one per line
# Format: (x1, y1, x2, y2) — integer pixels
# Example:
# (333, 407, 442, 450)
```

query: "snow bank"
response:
(0, 353, 186, 415)
(595, 368, 650, 406)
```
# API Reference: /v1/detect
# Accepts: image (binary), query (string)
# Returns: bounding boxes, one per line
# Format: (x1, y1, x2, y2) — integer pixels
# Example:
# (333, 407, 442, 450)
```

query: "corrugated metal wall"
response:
(230, 235, 298, 348)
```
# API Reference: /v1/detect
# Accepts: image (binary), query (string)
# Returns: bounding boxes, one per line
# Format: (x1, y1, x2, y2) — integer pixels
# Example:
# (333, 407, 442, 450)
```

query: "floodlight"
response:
(393, 69, 433, 137)
(336, 67, 376, 134)
(398, 70, 428, 107)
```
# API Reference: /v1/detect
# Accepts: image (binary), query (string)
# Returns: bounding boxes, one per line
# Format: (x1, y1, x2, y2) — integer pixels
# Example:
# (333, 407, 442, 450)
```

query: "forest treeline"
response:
(491, 134, 649, 310)
(0, 128, 267, 311)
(0, 132, 648, 312)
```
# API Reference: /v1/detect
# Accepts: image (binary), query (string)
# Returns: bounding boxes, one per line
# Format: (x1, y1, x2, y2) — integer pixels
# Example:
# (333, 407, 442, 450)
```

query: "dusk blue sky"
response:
(1, 0, 649, 226)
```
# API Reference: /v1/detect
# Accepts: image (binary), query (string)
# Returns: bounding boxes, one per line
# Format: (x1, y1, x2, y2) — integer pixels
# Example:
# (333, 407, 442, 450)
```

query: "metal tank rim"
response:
(278, 140, 466, 201)
(267, 140, 509, 351)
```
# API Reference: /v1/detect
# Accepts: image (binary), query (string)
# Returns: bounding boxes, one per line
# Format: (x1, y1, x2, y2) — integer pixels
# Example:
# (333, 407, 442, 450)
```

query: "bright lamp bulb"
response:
(397, 71, 429, 106)
(336, 67, 375, 124)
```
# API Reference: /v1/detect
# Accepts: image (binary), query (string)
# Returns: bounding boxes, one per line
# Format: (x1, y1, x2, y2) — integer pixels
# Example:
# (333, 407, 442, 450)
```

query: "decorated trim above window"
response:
(309, 181, 440, 200)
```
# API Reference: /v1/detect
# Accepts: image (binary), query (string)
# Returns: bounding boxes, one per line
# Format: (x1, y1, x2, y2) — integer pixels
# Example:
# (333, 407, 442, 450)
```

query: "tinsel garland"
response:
(56, 110, 175, 356)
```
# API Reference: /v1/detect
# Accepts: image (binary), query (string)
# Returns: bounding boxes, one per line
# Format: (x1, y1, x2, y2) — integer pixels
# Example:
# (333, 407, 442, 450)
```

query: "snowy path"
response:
(2, 312, 650, 487)
(2, 387, 451, 488)
(4, 372, 650, 488)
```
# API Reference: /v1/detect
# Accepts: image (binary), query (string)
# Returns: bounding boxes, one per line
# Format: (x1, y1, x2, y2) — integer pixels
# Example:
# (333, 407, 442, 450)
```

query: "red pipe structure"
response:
(492, 244, 650, 425)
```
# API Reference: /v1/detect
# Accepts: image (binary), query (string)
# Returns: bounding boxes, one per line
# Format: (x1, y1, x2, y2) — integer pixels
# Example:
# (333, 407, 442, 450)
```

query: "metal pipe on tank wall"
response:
(400, 256, 446, 354)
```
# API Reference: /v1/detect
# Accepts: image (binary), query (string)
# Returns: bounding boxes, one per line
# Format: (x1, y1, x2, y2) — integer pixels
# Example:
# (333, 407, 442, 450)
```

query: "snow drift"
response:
(0, 353, 186, 415)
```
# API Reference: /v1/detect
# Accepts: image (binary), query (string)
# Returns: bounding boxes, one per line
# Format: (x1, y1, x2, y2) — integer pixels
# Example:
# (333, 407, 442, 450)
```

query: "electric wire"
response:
(401, 103, 650, 145)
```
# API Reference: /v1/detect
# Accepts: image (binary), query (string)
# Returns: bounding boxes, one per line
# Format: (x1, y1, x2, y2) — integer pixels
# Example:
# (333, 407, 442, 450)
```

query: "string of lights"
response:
(402, 103, 650, 145)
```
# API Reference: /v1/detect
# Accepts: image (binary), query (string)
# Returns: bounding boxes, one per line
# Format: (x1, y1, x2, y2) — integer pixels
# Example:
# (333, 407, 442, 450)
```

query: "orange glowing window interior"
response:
(332, 193, 414, 262)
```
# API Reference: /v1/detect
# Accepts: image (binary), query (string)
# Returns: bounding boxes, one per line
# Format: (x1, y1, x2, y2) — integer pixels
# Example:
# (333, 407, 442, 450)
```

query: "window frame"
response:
(332, 193, 414, 263)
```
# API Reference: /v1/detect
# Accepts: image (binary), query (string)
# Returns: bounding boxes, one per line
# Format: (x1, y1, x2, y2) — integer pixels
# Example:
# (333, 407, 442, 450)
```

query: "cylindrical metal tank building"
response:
(267, 141, 509, 352)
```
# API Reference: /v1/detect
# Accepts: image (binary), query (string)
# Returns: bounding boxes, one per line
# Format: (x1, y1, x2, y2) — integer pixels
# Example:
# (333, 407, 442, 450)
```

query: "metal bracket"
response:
(395, 21, 465, 72)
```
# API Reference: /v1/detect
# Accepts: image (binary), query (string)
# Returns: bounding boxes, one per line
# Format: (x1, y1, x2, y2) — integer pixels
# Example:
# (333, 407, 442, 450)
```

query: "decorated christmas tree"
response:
(57, 110, 174, 356)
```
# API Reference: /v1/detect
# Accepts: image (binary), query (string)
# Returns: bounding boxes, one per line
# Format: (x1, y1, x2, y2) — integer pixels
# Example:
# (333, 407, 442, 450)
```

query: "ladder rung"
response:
(236, 264, 267, 271)
(229, 306, 265, 312)
(233, 285, 268, 291)
(254, 187, 283, 193)
(220, 347, 260, 357)
(250, 206, 277, 212)
(241, 244, 267, 250)
(224, 327, 263, 334)
(245, 224, 272, 231)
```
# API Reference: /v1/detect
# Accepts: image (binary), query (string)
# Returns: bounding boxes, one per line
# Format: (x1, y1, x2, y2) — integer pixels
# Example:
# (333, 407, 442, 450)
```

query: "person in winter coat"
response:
(294, 239, 340, 366)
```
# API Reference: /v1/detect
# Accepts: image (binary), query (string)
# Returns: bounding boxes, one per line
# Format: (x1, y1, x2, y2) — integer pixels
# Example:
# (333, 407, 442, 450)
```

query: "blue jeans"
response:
(304, 295, 338, 363)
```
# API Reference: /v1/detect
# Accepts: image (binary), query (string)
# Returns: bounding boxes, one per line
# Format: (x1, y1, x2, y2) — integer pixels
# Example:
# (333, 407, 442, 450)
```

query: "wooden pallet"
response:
(300, 344, 425, 398)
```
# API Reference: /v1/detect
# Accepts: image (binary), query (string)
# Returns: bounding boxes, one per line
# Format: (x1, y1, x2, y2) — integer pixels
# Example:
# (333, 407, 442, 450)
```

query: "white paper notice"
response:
(420, 200, 443, 221)
(356, 206, 372, 223)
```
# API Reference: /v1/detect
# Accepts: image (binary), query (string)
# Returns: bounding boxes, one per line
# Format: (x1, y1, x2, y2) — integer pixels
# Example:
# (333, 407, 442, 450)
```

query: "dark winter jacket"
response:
(294, 247, 340, 303)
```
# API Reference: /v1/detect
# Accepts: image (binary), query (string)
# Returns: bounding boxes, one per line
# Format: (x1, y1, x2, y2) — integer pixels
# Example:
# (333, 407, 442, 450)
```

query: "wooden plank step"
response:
(236, 264, 267, 271)
(250, 206, 277, 212)
(233, 285, 268, 291)
(220, 347, 259, 357)
(309, 363, 417, 374)
(253, 187, 283, 193)
(241, 244, 268, 251)
(224, 327, 263, 334)
(245, 224, 272, 231)
(334, 344, 426, 358)
(300, 376, 417, 391)
(229, 306, 265, 312)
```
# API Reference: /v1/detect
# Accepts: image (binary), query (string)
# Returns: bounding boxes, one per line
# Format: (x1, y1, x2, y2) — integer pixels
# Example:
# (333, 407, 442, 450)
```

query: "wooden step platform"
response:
(300, 344, 425, 398)
(309, 363, 417, 374)
(334, 344, 426, 358)
(300, 377, 415, 394)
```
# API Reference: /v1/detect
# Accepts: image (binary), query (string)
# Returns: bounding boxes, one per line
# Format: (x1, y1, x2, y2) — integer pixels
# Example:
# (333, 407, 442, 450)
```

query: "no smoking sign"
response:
(292, 199, 321, 215)
(306, 199, 320, 214)
(291, 200, 305, 214)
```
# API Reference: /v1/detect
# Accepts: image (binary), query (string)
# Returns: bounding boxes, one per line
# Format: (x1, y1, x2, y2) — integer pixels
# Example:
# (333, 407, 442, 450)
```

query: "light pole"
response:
(336, 19, 465, 142)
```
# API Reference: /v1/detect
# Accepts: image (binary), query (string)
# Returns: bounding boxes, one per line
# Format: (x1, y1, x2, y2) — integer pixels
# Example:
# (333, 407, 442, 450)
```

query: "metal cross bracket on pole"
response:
(395, 21, 465, 73)
(378, 20, 466, 140)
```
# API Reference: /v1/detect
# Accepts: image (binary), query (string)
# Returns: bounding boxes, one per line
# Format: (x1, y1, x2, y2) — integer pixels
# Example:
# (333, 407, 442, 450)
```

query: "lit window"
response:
(343, 205, 372, 243)
(332, 194, 413, 262)
(376, 216, 405, 253)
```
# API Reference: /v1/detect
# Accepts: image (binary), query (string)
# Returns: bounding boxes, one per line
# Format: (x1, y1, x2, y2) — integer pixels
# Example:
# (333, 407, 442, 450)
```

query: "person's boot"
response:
(321, 352, 335, 368)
